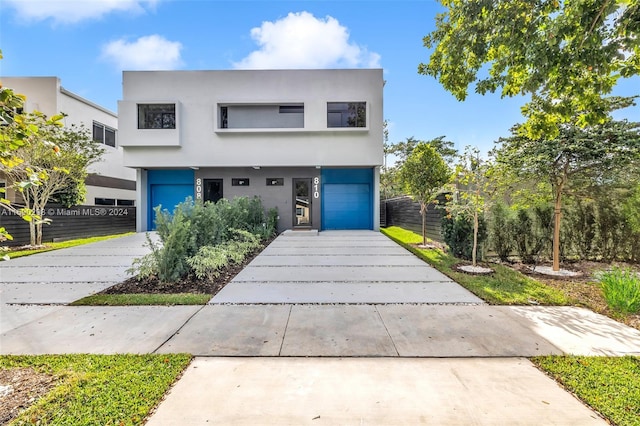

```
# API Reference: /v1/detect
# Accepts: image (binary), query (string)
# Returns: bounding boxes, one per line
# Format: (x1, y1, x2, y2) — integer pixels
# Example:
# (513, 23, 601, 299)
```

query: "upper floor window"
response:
(93, 121, 117, 147)
(327, 102, 366, 128)
(138, 104, 175, 129)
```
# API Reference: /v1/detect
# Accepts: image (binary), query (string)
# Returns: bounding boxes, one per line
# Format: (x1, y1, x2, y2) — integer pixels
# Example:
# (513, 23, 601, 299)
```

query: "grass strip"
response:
(381, 226, 570, 305)
(70, 293, 212, 306)
(4, 233, 134, 259)
(532, 356, 640, 426)
(0, 354, 191, 425)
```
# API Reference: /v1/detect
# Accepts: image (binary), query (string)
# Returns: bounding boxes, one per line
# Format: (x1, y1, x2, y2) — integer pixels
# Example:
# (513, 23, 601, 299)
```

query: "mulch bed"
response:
(99, 239, 273, 296)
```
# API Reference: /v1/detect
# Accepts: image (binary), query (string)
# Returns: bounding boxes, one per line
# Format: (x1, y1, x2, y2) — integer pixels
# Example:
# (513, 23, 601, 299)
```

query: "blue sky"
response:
(1, 0, 638, 159)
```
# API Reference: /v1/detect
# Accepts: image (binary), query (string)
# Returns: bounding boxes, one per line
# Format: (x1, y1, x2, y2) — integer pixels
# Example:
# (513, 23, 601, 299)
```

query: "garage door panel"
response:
(323, 183, 371, 230)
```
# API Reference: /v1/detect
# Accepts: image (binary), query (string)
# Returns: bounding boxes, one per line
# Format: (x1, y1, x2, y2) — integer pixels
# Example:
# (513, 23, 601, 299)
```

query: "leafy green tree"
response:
(492, 119, 640, 270)
(420, 0, 640, 138)
(2, 116, 104, 245)
(445, 146, 493, 266)
(398, 142, 451, 246)
(382, 136, 456, 199)
(0, 53, 66, 242)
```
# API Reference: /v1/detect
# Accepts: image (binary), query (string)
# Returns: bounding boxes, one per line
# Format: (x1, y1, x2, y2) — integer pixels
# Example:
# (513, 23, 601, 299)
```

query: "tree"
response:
(2, 114, 104, 245)
(492, 119, 640, 270)
(420, 1, 640, 139)
(382, 136, 456, 199)
(398, 142, 451, 246)
(445, 146, 493, 266)
(1, 51, 66, 242)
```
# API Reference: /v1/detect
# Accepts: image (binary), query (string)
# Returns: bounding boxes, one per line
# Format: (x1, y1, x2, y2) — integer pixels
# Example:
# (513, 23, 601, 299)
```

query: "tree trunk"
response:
(29, 220, 36, 246)
(421, 202, 427, 246)
(553, 189, 562, 271)
(472, 210, 478, 267)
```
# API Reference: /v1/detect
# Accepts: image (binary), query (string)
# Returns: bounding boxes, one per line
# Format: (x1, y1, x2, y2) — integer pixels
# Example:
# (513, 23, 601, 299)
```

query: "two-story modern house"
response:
(1, 77, 136, 206)
(118, 69, 384, 232)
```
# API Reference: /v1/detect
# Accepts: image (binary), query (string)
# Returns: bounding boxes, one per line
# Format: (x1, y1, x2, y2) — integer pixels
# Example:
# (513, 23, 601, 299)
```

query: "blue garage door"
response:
(323, 184, 371, 229)
(321, 168, 373, 230)
(147, 170, 194, 230)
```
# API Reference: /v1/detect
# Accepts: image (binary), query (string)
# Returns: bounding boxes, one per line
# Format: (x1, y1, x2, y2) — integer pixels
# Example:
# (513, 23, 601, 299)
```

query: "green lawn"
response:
(4, 233, 134, 259)
(0, 354, 191, 425)
(70, 293, 212, 306)
(381, 226, 570, 305)
(533, 356, 640, 426)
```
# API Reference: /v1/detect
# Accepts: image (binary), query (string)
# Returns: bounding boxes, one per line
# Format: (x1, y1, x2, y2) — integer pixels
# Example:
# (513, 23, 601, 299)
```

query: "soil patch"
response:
(0, 368, 57, 424)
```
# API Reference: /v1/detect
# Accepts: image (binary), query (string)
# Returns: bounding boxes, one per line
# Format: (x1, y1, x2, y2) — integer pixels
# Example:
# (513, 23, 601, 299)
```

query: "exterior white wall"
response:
(1, 77, 136, 204)
(119, 69, 384, 168)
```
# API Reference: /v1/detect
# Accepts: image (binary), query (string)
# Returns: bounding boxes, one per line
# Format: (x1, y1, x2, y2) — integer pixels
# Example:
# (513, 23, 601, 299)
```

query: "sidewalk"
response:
(1, 231, 639, 424)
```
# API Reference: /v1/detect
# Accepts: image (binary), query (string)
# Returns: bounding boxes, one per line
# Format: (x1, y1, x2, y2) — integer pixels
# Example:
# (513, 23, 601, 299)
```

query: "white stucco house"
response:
(118, 69, 383, 232)
(1, 77, 136, 206)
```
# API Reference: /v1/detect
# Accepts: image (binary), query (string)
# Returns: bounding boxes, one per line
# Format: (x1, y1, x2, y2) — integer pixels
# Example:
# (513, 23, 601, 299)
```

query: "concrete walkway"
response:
(2, 231, 640, 425)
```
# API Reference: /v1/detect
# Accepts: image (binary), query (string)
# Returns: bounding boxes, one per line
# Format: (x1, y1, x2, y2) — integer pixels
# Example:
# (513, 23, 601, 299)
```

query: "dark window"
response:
(204, 179, 223, 203)
(232, 178, 250, 186)
(138, 104, 176, 129)
(93, 121, 117, 147)
(117, 199, 134, 206)
(95, 198, 116, 206)
(279, 105, 304, 114)
(327, 102, 366, 128)
(93, 122, 104, 144)
(220, 106, 228, 129)
(266, 178, 284, 186)
(104, 127, 116, 147)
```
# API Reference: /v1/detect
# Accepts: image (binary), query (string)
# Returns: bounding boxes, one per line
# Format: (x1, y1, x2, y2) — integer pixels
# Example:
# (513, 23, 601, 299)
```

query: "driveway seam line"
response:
(375, 305, 400, 357)
(152, 305, 206, 354)
(278, 305, 293, 356)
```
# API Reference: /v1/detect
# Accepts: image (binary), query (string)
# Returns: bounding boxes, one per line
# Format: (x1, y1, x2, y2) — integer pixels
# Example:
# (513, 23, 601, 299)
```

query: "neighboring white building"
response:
(1, 77, 136, 206)
(118, 69, 383, 232)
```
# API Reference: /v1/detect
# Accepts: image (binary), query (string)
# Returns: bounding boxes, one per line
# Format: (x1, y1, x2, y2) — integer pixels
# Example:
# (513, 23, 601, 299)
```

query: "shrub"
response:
(510, 205, 552, 264)
(129, 197, 274, 283)
(488, 202, 512, 262)
(598, 267, 640, 314)
(441, 213, 487, 261)
(186, 229, 262, 281)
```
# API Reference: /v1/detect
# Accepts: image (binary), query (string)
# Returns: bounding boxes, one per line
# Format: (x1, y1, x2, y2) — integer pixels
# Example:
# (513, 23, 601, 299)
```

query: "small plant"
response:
(598, 267, 640, 315)
(441, 212, 487, 261)
(186, 229, 263, 281)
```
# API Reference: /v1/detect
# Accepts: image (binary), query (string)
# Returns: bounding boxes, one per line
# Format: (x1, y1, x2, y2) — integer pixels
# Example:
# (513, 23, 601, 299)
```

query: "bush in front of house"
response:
(441, 212, 487, 261)
(129, 197, 278, 283)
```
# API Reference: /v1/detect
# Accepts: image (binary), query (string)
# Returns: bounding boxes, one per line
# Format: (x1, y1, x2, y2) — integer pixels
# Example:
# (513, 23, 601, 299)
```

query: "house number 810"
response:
(313, 177, 320, 199)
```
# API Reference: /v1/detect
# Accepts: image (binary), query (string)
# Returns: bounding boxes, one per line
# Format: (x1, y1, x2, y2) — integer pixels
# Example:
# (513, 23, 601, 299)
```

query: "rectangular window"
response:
(279, 105, 304, 114)
(117, 199, 134, 206)
(232, 178, 250, 186)
(95, 197, 116, 206)
(266, 178, 284, 186)
(220, 106, 228, 129)
(327, 102, 366, 128)
(138, 104, 176, 129)
(93, 121, 117, 147)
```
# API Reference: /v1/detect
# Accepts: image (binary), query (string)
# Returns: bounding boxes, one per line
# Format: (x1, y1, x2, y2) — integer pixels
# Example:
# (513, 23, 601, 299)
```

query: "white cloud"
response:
(101, 35, 183, 70)
(233, 11, 381, 69)
(5, 0, 158, 25)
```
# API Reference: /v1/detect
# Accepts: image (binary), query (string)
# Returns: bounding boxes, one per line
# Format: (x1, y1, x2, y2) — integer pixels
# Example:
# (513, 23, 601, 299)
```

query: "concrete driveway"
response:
(2, 230, 640, 425)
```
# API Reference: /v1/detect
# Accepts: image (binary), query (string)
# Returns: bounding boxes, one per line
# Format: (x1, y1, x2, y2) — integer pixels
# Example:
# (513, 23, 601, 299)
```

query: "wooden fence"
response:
(381, 195, 445, 242)
(1, 205, 136, 246)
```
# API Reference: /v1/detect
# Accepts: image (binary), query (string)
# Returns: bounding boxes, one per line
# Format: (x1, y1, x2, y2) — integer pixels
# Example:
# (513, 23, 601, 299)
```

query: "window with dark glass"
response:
(266, 178, 284, 186)
(93, 121, 117, 147)
(138, 104, 176, 129)
(95, 197, 116, 206)
(117, 199, 134, 206)
(327, 102, 366, 128)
